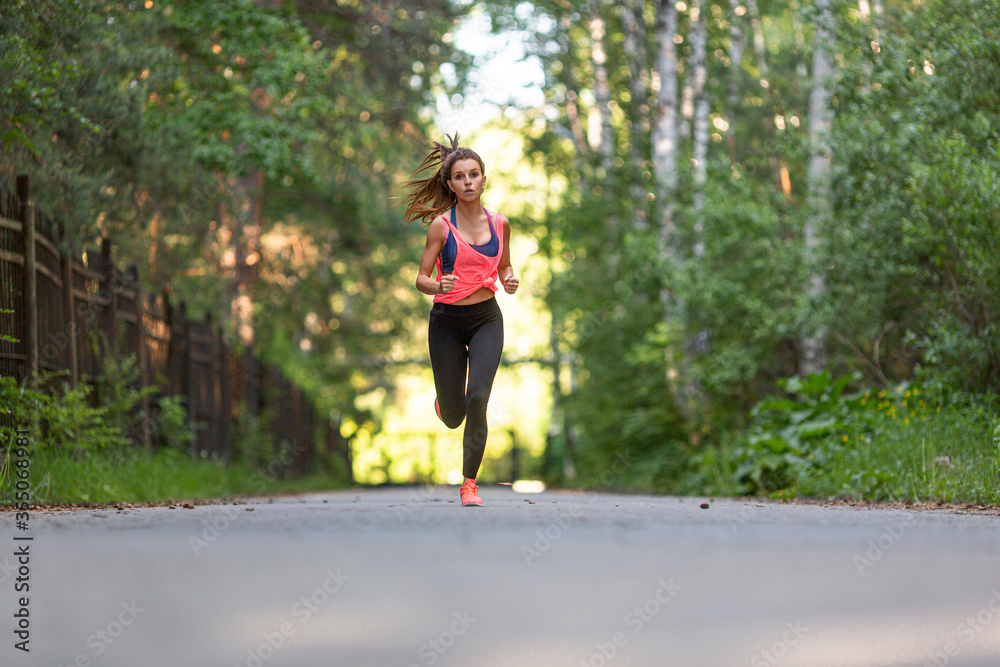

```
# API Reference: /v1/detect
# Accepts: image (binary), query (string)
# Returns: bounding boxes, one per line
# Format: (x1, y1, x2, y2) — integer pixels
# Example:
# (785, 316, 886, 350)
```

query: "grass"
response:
(0, 446, 350, 506)
(797, 399, 1000, 504)
(688, 380, 1000, 506)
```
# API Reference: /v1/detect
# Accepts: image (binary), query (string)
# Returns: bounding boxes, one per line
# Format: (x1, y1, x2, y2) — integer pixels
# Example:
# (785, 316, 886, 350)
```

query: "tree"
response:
(801, 0, 834, 375)
(1, 0, 475, 468)
(827, 0, 1000, 392)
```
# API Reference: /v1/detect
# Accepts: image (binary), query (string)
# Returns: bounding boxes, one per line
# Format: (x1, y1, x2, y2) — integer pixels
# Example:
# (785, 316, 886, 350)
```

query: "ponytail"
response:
(401, 133, 486, 226)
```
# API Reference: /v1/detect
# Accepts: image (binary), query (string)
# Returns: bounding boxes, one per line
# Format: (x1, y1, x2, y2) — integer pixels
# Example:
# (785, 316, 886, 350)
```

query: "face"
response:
(447, 158, 486, 201)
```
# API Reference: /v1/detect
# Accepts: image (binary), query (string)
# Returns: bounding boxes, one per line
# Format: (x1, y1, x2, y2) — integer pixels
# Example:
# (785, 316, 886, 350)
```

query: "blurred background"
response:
(1, 0, 998, 502)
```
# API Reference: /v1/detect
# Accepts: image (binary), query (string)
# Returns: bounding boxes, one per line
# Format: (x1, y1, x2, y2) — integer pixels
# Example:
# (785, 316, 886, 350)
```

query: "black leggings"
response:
(428, 297, 504, 479)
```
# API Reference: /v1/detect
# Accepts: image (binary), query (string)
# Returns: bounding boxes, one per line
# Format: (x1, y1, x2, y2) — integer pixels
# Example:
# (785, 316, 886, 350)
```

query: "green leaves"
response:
(149, 0, 327, 180)
(2, 0, 472, 460)
(829, 0, 1000, 393)
(733, 371, 859, 494)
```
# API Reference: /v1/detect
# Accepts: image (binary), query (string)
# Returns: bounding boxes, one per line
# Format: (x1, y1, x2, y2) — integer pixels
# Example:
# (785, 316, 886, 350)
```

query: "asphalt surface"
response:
(1, 486, 999, 667)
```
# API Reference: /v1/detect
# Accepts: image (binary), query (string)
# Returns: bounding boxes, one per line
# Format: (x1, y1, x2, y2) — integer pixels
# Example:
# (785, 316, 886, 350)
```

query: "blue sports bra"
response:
(438, 207, 499, 274)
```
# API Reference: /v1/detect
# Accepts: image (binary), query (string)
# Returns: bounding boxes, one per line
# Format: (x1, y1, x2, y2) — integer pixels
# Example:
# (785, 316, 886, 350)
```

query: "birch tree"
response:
(725, 0, 748, 164)
(587, 8, 615, 175)
(802, 0, 835, 374)
(653, 0, 679, 245)
(653, 0, 702, 423)
(623, 0, 650, 231)
(556, 11, 593, 190)
(690, 0, 709, 261)
(746, 0, 785, 195)
(587, 5, 619, 253)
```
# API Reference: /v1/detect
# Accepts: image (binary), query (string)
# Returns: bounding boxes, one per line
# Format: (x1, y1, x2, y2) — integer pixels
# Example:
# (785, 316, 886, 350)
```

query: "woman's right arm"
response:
(415, 217, 454, 296)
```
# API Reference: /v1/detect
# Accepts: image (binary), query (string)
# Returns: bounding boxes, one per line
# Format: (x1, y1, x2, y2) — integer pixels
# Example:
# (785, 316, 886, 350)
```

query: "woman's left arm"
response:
(498, 214, 518, 294)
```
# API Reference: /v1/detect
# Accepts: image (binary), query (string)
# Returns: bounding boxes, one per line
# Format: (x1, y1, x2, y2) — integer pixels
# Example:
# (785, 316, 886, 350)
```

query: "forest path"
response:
(2, 486, 999, 666)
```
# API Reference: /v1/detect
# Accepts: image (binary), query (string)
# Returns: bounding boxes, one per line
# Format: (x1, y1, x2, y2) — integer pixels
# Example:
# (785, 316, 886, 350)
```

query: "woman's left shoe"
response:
(460, 479, 483, 507)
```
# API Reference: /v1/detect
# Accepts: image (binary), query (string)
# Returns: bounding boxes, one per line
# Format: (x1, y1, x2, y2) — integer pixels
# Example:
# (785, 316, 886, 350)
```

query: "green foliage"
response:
(5, 0, 998, 499)
(683, 172, 803, 422)
(0, 372, 127, 455)
(231, 400, 274, 470)
(730, 372, 860, 494)
(822, 388, 999, 503)
(828, 0, 1000, 392)
(2, 0, 473, 488)
(14, 446, 347, 505)
(489, 0, 821, 484)
(0, 375, 42, 422)
(40, 380, 131, 454)
(148, 0, 329, 180)
(704, 372, 1000, 503)
(539, 191, 689, 490)
(0, 377, 45, 472)
(93, 352, 158, 439)
(154, 394, 189, 451)
(1, 0, 168, 235)
(0, 352, 159, 457)
(494, 0, 1000, 497)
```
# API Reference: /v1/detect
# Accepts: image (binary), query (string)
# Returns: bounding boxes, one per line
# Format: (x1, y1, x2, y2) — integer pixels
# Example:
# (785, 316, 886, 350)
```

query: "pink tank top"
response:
(434, 208, 503, 304)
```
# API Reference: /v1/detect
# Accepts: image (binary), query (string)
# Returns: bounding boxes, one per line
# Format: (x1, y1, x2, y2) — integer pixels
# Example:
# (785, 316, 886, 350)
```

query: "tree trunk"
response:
(802, 0, 834, 375)
(587, 9, 614, 175)
(859, 0, 884, 54)
(623, 0, 649, 136)
(858, 0, 885, 22)
(746, 0, 768, 85)
(587, 7, 620, 263)
(653, 0, 679, 242)
(220, 167, 263, 346)
(554, 11, 593, 192)
(791, 2, 809, 80)
(725, 0, 747, 165)
(623, 0, 650, 231)
(747, 0, 789, 198)
(690, 0, 708, 262)
(548, 311, 575, 481)
(148, 210, 162, 287)
(679, 68, 693, 142)
(653, 0, 695, 423)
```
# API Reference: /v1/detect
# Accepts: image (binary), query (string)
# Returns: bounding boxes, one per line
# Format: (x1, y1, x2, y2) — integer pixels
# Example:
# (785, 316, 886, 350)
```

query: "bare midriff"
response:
(450, 286, 496, 306)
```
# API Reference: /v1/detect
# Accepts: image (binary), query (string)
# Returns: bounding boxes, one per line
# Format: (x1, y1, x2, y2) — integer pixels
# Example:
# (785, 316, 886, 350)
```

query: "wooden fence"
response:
(0, 175, 350, 480)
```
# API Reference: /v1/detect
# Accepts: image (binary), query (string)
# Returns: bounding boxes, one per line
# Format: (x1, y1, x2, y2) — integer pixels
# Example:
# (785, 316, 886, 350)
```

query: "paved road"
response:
(1, 486, 999, 667)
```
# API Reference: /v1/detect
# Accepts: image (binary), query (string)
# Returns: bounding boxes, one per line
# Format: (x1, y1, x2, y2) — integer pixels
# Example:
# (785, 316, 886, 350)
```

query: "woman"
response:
(402, 134, 519, 507)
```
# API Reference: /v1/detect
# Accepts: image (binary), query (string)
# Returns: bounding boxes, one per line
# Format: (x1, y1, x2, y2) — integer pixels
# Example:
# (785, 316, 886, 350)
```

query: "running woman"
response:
(402, 134, 519, 507)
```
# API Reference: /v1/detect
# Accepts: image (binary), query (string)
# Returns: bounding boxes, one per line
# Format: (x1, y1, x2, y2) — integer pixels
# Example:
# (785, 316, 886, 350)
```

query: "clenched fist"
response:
(438, 273, 456, 294)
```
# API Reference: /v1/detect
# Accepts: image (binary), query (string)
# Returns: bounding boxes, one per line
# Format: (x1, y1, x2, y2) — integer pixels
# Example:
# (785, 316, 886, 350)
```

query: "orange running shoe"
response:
(460, 479, 483, 507)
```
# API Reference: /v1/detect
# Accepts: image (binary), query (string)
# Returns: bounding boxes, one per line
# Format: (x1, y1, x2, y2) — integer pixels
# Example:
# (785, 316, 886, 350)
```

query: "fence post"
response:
(204, 311, 217, 458)
(163, 289, 175, 396)
(17, 175, 37, 391)
(218, 324, 231, 463)
(71, 241, 87, 384)
(178, 300, 195, 459)
(101, 238, 116, 354)
(133, 265, 151, 452)
(58, 223, 79, 389)
(304, 395, 314, 477)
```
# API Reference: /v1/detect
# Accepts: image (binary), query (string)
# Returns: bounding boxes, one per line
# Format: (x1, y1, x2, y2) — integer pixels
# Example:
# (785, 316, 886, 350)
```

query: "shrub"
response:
(155, 394, 190, 451)
(714, 372, 1000, 503)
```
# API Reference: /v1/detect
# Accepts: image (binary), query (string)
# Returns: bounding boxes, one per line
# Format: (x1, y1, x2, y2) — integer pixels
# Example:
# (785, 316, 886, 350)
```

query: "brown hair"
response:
(401, 133, 486, 226)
